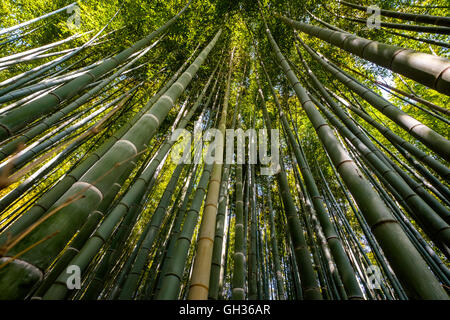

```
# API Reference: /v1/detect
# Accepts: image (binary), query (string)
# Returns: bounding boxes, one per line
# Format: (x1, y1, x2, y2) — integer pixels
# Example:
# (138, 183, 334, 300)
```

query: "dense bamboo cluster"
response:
(0, 0, 448, 300)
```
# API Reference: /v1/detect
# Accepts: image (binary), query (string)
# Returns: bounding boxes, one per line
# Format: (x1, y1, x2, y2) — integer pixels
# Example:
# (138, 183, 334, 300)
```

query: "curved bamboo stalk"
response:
(297, 37, 450, 161)
(0, 40, 159, 162)
(188, 48, 235, 300)
(339, 0, 450, 27)
(385, 30, 450, 50)
(258, 56, 364, 299)
(209, 59, 244, 300)
(279, 15, 450, 95)
(263, 11, 448, 299)
(0, 30, 221, 300)
(0, 2, 77, 36)
(0, 2, 191, 142)
(336, 14, 450, 35)
(257, 73, 322, 299)
(0, 8, 121, 97)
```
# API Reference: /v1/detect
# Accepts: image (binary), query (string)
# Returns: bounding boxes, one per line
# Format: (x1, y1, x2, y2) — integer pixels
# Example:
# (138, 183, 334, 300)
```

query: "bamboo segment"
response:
(0, 1, 191, 141)
(0, 2, 77, 36)
(257, 69, 322, 299)
(231, 114, 246, 300)
(119, 62, 221, 300)
(209, 63, 244, 300)
(263, 15, 449, 299)
(279, 15, 450, 95)
(0, 43, 200, 247)
(312, 95, 450, 248)
(295, 50, 450, 237)
(0, 39, 160, 162)
(157, 162, 215, 299)
(0, 30, 221, 300)
(118, 164, 186, 299)
(266, 179, 286, 299)
(258, 57, 364, 299)
(297, 38, 450, 161)
(339, 1, 450, 27)
(339, 15, 450, 35)
(187, 48, 234, 300)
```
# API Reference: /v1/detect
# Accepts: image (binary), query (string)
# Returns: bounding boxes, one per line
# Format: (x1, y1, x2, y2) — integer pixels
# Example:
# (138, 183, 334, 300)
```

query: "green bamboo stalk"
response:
(322, 148, 408, 299)
(248, 163, 258, 300)
(0, 30, 221, 300)
(0, 57, 107, 103)
(332, 61, 449, 116)
(0, 2, 77, 36)
(209, 61, 243, 300)
(0, 32, 86, 65)
(289, 154, 331, 300)
(188, 48, 234, 300)
(336, 14, 450, 35)
(156, 161, 215, 299)
(339, 1, 450, 27)
(0, 42, 198, 247)
(152, 164, 200, 298)
(297, 37, 450, 161)
(296, 52, 450, 238)
(81, 174, 152, 300)
(0, 39, 160, 162)
(385, 30, 450, 50)
(258, 56, 364, 300)
(281, 15, 450, 96)
(349, 146, 450, 285)
(231, 128, 246, 299)
(0, 85, 139, 181)
(0, 89, 138, 213)
(40, 43, 221, 300)
(30, 149, 149, 300)
(0, 8, 122, 96)
(256, 58, 322, 298)
(153, 62, 225, 299)
(118, 164, 186, 299)
(104, 57, 222, 300)
(266, 179, 286, 300)
(263, 13, 448, 299)
(306, 9, 348, 33)
(333, 96, 449, 182)
(0, 1, 191, 142)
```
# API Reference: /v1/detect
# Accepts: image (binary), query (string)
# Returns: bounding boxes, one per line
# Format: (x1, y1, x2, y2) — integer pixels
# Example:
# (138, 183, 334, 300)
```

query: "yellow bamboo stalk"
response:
(187, 48, 235, 300)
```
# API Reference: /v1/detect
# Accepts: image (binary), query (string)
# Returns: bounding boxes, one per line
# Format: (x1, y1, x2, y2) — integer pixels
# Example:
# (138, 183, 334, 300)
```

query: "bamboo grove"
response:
(0, 0, 448, 300)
